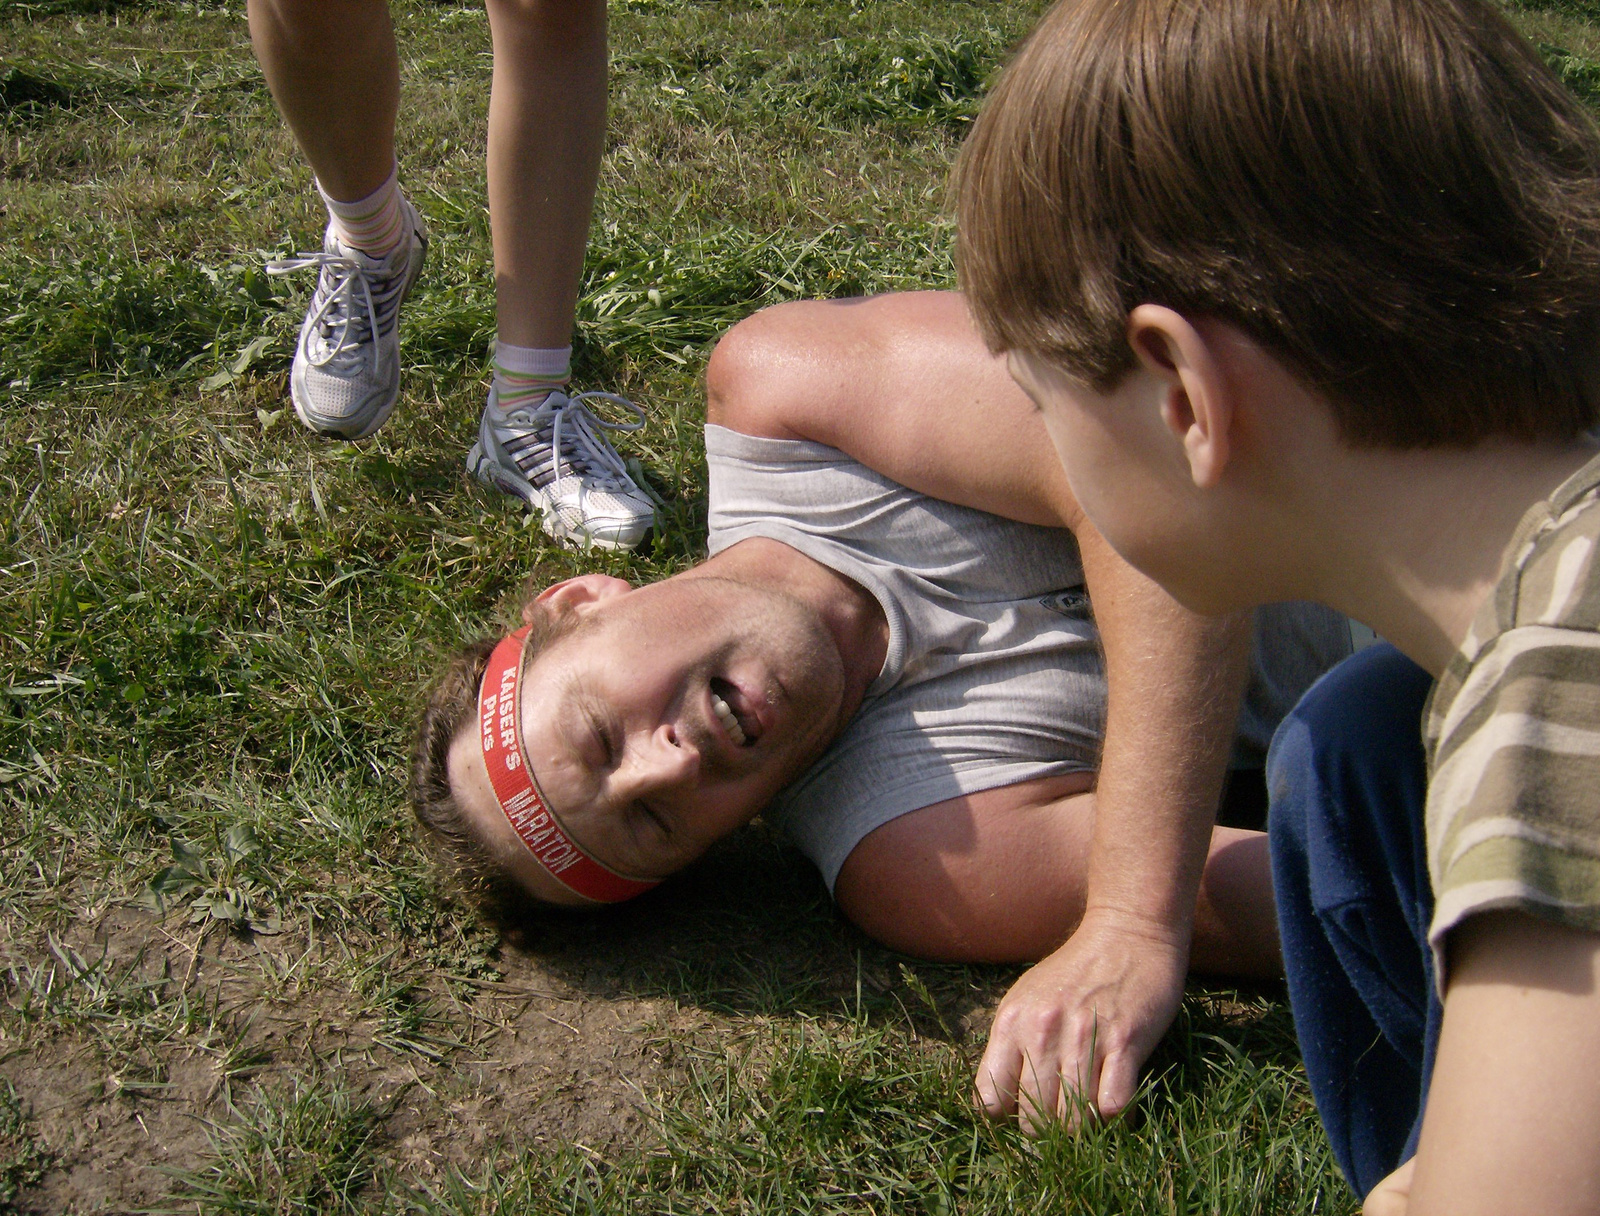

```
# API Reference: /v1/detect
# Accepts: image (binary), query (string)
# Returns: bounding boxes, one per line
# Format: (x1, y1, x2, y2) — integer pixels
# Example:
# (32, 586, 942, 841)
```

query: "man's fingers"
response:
(1017, 1050, 1065, 1136)
(976, 1008, 1119, 1135)
(994, 1016, 1103, 1136)
(1095, 1047, 1140, 1121)
(975, 1035, 1025, 1119)
(1052, 1020, 1107, 1134)
(1054, 1061, 1099, 1134)
(977, 1018, 1083, 1131)
(973, 925, 1189, 1137)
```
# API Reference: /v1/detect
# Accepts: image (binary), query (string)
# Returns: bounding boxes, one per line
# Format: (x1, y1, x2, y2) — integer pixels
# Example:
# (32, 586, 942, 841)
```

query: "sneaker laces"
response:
(267, 246, 409, 377)
(495, 390, 647, 498)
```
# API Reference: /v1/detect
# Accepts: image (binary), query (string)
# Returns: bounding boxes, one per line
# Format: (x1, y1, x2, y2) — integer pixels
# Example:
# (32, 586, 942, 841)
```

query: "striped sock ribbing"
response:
(493, 342, 572, 410)
(319, 167, 407, 258)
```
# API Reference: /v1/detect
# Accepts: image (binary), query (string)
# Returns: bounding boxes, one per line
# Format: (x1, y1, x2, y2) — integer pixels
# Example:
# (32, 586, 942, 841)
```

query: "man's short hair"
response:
(410, 596, 578, 923)
(956, 0, 1600, 447)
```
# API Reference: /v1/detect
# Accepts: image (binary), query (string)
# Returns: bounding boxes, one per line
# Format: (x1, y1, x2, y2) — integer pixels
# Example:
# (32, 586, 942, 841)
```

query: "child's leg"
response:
(252, 0, 428, 441)
(1267, 643, 1439, 1197)
(467, 0, 659, 550)
(247, 0, 398, 202)
(484, 0, 608, 350)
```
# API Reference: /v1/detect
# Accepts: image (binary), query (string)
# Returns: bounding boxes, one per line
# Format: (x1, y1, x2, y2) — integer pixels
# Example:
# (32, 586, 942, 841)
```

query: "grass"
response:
(0, 1079, 51, 1209)
(391, 999, 1339, 1216)
(1, 0, 1592, 1211)
(158, 1073, 387, 1216)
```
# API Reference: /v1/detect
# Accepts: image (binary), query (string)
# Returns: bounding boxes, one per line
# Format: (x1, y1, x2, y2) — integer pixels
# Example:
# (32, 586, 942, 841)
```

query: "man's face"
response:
(497, 571, 850, 889)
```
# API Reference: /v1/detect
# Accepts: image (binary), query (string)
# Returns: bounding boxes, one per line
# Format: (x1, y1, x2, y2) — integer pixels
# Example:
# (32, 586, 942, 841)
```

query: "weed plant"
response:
(2, 0, 1591, 1211)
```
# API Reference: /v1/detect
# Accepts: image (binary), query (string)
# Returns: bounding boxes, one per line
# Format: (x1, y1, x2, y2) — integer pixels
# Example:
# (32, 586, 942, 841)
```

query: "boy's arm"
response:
(709, 291, 1256, 1125)
(1400, 911, 1600, 1215)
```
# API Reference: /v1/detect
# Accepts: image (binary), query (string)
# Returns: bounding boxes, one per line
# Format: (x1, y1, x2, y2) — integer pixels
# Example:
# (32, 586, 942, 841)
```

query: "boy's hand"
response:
(1363, 1159, 1414, 1216)
(976, 909, 1186, 1133)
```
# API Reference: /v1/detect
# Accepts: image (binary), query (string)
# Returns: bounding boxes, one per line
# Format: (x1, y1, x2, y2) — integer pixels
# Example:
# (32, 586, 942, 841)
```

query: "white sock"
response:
(492, 342, 572, 411)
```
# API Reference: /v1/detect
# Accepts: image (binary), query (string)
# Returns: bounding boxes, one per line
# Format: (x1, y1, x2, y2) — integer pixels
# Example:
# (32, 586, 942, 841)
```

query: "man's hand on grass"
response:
(975, 909, 1188, 1134)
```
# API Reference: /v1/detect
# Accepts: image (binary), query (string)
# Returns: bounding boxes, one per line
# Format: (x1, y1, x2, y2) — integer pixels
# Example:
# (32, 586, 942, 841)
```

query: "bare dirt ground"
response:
(1, 827, 1010, 1212)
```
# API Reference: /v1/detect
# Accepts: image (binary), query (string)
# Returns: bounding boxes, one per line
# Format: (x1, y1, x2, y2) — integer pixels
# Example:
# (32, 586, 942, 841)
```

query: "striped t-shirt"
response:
(1426, 447, 1600, 984)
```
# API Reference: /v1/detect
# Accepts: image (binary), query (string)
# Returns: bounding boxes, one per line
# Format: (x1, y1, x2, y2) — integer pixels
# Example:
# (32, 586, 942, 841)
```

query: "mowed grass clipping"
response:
(3, 0, 1593, 1211)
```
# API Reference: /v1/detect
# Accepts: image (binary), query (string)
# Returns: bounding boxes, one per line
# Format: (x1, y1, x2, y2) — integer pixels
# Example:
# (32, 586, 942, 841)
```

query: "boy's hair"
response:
(957, 0, 1600, 447)
(409, 600, 577, 925)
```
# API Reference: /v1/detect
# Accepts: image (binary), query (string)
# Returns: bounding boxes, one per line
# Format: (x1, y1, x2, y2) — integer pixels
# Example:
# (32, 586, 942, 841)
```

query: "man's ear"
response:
(525, 573, 632, 623)
(1126, 305, 1234, 490)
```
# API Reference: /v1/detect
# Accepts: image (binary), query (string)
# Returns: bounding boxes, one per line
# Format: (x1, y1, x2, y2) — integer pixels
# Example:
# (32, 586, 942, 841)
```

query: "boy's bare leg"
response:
(247, 0, 398, 201)
(249, 0, 607, 339)
(468, 0, 658, 551)
(485, 0, 608, 348)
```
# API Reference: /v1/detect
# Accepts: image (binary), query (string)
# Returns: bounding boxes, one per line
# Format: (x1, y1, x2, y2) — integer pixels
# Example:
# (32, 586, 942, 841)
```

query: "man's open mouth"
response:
(709, 677, 760, 747)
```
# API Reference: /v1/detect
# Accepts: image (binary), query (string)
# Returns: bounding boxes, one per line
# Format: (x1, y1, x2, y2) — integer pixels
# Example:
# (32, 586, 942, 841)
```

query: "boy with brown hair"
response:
(956, 0, 1600, 1211)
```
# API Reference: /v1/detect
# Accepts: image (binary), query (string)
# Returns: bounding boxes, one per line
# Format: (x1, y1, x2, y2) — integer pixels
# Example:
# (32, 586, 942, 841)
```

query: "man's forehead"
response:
(517, 648, 584, 746)
(517, 605, 611, 689)
(517, 652, 624, 813)
(507, 658, 613, 850)
(524, 573, 720, 674)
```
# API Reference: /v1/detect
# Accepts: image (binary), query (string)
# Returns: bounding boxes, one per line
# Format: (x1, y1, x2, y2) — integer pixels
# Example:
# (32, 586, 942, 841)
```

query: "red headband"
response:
(478, 627, 660, 904)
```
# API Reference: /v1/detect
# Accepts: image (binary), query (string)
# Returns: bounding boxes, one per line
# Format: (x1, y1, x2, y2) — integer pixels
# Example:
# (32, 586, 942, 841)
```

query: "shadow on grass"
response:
(493, 823, 1306, 1083)
(432, 835, 1337, 1215)
(493, 823, 1007, 1038)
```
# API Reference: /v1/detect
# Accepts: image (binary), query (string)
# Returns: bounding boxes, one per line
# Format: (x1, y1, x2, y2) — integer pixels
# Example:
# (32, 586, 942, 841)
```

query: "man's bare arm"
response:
(707, 291, 1260, 1127)
(973, 526, 1252, 1128)
(705, 292, 1083, 529)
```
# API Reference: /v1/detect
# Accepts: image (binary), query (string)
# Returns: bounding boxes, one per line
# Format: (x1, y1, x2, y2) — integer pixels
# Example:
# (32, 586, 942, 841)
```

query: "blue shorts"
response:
(1267, 643, 1439, 1198)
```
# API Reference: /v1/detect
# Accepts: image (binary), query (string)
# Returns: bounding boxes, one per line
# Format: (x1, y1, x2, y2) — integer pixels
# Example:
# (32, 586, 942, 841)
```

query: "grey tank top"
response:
(705, 426, 1351, 890)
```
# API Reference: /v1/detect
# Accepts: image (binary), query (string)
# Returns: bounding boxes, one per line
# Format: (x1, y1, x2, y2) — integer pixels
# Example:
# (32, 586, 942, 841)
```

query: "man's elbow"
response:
(704, 305, 814, 437)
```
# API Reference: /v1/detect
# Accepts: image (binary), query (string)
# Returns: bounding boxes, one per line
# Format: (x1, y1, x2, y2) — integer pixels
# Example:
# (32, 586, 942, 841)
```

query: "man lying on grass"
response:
(411, 291, 1350, 1130)
(957, 0, 1600, 1209)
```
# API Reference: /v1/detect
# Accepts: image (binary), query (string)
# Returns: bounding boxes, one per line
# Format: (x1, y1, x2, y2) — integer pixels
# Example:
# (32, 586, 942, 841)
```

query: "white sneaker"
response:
(266, 200, 427, 440)
(466, 386, 657, 551)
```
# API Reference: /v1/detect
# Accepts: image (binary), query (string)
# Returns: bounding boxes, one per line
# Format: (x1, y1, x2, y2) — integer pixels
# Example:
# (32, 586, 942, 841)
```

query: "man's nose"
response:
(622, 723, 700, 796)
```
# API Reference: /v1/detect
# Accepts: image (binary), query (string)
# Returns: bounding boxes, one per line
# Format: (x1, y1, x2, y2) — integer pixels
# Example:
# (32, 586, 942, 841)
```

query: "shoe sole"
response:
(290, 230, 429, 442)
(465, 440, 651, 552)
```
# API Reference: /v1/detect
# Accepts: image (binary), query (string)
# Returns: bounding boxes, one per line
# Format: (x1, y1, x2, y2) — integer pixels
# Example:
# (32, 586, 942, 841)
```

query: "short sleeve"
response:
(1427, 622, 1600, 979)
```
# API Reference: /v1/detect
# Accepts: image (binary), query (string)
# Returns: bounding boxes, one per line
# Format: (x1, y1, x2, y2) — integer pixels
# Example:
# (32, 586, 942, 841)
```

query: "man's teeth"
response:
(711, 691, 747, 746)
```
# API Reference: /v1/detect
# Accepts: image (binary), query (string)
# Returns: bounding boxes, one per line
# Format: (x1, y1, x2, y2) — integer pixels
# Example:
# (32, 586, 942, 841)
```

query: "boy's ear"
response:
(1126, 305, 1234, 490)
(526, 573, 633, 623)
